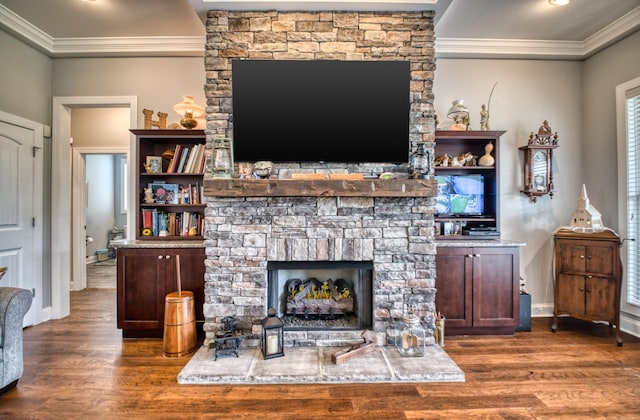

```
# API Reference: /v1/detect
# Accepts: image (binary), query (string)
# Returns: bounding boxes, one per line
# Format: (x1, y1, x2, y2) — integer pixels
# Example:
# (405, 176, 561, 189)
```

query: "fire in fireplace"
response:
(267, 261, 373, 331)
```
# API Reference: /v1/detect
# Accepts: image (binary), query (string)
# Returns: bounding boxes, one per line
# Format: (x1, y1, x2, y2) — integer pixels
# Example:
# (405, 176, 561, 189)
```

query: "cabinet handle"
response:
(587, 255, 592, 260)
(158, 255, 163, 260)
(166, 255, 171, 259)
(587, 275, 593, 278)
(586, 288, 592, 292)
(579, 288, 585, 291)
(474, 254, 480, 257)
(467, 254, 474, 258)
(580, 255, 585, 259)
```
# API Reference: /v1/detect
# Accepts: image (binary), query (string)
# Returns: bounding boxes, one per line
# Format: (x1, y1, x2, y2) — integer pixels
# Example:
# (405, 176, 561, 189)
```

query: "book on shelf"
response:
(166, 144, 182, 173)
(176, 147, 190, 173)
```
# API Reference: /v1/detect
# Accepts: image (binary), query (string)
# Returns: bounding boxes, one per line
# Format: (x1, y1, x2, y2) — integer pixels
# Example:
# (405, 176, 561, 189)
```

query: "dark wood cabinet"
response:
(552, 229, 622, 345)
(435, 246, 520, 335)
(116, 246, 205, 338)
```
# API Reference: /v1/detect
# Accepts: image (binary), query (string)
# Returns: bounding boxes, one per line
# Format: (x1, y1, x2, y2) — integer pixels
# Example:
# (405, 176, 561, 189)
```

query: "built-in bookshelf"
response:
(131, 129, 206, 240)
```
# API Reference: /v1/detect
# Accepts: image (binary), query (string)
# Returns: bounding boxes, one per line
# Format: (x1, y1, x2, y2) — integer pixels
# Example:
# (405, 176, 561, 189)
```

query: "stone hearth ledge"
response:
(178, 345, 464, 385)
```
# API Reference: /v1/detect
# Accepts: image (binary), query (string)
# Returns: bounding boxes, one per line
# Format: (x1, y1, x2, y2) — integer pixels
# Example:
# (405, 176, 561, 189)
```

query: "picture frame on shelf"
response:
(443, 222, 453, 236)
(433, 221, 441, 236)
(148, 183, 179, 204)
(145, 156, 163, 174)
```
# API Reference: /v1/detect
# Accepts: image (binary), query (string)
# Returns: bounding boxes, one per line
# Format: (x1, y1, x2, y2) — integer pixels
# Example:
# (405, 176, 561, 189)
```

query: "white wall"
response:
(52, 57, 206, 129)
(583, 30, 640, 231)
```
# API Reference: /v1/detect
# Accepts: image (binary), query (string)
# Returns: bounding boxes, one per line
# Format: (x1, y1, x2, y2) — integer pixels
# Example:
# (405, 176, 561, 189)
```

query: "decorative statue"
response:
(481, 82, 497, 131)
(480, 104, 489, 131)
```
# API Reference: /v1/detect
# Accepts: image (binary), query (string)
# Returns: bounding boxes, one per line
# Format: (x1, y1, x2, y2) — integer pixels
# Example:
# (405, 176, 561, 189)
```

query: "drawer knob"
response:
(157, 255, 163, 260)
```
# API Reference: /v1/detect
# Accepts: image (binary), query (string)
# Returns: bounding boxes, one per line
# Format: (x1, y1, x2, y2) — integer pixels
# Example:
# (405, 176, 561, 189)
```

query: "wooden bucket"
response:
(162, 291, 197, 357)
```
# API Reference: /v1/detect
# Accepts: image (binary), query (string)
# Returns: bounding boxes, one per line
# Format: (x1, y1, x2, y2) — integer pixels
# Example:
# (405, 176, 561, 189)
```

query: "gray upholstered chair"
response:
(0, 286, 33, 395)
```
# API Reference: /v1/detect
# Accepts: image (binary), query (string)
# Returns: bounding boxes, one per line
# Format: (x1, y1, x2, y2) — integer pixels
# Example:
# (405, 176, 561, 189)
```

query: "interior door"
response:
(0, 119, 43, 326)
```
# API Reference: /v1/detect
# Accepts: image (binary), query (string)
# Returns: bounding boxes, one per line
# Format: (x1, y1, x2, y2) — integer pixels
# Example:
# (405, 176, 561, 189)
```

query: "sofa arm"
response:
(0, 287, 33, 388)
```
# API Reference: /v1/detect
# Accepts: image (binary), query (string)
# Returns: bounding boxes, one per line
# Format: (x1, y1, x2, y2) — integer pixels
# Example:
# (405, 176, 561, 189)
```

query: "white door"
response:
(0, 117, 44, 326)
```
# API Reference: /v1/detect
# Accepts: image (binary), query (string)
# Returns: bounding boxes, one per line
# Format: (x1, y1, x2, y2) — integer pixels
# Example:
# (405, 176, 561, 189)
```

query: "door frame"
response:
(51, 96, 137, 318)
(71, 148, 129, 291)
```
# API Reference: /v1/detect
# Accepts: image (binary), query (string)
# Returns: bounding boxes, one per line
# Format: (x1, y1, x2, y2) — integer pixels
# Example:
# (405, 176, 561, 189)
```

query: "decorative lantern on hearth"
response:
(261, 308, 284, 359)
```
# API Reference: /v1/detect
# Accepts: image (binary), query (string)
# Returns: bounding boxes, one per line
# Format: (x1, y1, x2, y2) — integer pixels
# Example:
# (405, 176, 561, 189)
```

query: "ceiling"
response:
(0, 0, 638, 59)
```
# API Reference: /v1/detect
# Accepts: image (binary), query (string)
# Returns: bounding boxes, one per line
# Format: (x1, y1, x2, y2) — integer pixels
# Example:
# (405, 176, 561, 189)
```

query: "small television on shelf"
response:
(435, 174, 485, 216)
(231, 59, 410, 163)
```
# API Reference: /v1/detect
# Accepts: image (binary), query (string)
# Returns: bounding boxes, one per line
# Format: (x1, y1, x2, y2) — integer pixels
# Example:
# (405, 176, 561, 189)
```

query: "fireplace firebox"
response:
(267, 261, 373, 331)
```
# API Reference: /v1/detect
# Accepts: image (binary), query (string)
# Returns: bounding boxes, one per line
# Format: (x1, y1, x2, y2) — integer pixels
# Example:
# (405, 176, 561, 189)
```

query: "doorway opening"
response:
(51, 96, 137, 319)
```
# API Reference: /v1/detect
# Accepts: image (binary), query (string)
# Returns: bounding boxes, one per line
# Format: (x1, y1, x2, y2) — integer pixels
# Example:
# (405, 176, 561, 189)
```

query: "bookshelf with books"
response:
(132, 129, 206, 240)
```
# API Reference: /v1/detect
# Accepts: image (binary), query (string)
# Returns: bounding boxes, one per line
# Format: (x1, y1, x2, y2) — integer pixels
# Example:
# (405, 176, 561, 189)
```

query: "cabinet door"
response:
(435, 247, 473, 328)
(164, 248, 205, 325)
(585, 245, 615, 276)
(472, 247, 519, 328)
(585, 276, 616, 320)
(557, 242, 587, 273)
(117, 248, 166, 332)
(556, 274, 586, 315)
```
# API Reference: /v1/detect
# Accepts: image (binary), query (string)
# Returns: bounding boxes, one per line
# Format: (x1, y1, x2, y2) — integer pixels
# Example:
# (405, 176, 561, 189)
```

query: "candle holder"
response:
(261, 308, 284, 359)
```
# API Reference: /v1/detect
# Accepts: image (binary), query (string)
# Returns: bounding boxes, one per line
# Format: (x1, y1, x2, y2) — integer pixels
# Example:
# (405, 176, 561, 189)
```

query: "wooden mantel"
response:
(203, 178, 436, 198)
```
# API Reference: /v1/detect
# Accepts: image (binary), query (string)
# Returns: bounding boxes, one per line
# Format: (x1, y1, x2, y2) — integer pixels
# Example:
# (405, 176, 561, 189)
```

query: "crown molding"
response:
(51, 36, 206, 57)
(436, 6, 640, 60)
(0, 4, 54, 54)
(582, 6, 640, 57)
(2, 3, 638, 59)
(435, 38, 586, 60)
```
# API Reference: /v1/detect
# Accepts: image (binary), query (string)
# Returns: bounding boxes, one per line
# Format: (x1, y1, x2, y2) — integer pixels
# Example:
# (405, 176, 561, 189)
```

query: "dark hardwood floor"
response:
(1, 288, 639, 419)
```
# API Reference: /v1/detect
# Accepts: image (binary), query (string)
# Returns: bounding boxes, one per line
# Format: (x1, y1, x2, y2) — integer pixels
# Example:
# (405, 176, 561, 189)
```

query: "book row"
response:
(140, 209, 203, 237)
(165, 143, 206, 174)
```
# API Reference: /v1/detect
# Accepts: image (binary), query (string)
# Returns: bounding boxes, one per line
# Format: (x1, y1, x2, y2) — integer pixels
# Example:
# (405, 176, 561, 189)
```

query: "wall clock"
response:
(519, 122, 559, 202)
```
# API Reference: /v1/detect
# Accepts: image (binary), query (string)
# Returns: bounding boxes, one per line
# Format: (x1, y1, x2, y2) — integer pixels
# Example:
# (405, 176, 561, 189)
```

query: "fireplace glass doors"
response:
(267, 261, 373, 331)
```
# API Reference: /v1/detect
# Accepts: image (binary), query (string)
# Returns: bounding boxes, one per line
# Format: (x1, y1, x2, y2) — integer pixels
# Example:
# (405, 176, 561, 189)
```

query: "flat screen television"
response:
(231, 60, 410, 163)
(435, 174, 485, 216)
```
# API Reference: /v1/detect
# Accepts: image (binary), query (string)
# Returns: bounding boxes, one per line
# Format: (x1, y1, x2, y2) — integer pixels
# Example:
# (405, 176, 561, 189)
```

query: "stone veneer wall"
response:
(202, 10, 437, 347)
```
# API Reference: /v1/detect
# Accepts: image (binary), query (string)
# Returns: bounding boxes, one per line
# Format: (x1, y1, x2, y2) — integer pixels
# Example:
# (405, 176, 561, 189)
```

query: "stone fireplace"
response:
(202, 10, 437, 347)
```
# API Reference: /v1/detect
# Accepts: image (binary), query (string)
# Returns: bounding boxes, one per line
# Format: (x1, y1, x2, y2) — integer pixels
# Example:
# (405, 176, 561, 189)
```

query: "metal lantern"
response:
(211, 137, 234, 179)
(261, 308, 284, 359)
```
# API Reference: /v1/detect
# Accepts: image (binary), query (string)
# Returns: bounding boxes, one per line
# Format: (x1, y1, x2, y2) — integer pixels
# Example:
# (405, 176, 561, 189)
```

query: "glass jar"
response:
(395, 313, 426, 357)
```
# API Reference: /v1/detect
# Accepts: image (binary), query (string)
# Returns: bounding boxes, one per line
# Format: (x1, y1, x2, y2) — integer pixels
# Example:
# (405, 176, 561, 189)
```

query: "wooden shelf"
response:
(203, 178, 437, 198)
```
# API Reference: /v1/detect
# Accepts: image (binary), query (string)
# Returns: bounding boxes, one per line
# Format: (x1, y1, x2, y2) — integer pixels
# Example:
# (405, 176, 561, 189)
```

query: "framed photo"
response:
(433, 221, 441, 236)
(148, 183, 179, 204)
(146, 156, 163, 174)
